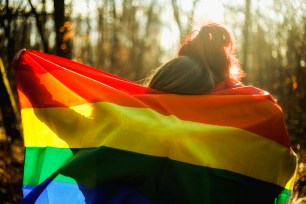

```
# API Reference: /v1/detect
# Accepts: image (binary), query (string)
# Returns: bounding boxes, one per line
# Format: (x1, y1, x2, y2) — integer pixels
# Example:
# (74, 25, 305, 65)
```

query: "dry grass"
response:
(0, 137, 24, 204)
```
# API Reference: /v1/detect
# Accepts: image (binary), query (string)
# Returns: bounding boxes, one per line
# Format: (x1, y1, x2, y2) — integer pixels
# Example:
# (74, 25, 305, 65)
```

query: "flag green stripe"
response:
(23, 146, 291, 204)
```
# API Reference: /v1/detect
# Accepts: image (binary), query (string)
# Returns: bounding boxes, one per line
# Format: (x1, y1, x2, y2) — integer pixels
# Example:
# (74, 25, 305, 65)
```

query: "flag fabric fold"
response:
(15, 50, 297, 204)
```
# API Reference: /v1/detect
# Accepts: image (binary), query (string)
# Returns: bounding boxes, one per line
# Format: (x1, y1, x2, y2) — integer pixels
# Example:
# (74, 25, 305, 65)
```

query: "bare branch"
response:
(186, 0, 200, 33)
(27, 0, 49, 53)
(171, 0, 183, 35)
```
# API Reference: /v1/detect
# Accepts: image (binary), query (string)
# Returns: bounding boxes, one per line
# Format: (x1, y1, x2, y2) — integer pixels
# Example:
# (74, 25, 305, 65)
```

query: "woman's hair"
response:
(144, 56, 215, 94)
(178, 22, 244, 83)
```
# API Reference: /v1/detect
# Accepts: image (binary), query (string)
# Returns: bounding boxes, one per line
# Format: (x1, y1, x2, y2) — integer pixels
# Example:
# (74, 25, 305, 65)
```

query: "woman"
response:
(145, 22, 244, 95)
(143, 22, 296, 203)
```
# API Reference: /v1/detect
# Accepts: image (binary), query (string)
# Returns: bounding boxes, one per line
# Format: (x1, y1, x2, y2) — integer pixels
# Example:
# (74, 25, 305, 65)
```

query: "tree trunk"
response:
(242, 0, 251, 82)
(0, 58, 21, 143)
(53, 0, 71, 58)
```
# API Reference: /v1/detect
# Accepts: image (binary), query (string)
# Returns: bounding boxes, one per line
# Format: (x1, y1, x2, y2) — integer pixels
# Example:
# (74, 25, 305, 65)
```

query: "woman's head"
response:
(145, 56, 214, 94)
(178, 22, 244, 83)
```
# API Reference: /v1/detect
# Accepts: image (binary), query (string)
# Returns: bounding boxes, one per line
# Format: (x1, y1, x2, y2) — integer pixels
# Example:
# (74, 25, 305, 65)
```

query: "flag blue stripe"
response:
(22, 181, 167, 204)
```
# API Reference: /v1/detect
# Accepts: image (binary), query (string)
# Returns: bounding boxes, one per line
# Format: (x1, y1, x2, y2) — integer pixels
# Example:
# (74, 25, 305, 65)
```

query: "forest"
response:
(0, 0, 305, 203)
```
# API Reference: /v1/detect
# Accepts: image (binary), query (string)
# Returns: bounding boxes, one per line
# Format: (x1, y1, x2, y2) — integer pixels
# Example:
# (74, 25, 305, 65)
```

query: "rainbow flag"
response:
(15, 50, 297, 204)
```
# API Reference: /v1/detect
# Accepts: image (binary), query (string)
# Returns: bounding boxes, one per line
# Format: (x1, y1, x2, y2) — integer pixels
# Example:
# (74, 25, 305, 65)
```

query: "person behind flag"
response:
(15, 22, 297, 203)
(142, 22, 297, 203)
(144, 56, 215, 94)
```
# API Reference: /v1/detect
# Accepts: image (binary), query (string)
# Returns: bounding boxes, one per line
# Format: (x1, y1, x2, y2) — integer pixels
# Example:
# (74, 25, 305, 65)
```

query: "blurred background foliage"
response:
(0, 0, 305, 203)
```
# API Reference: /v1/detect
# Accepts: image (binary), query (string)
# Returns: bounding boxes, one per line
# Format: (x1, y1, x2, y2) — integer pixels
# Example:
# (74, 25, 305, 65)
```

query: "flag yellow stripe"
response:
(21, 102, 296, 189)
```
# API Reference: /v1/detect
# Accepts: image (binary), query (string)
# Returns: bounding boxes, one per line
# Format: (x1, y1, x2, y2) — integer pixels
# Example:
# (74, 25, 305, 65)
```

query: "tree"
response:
(76, 0, 164, 81)
(242, 0, 251, 82)
(171, 0, 200, 41)
(0, 1, 23, 143)
(53, 0, 71, 58)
